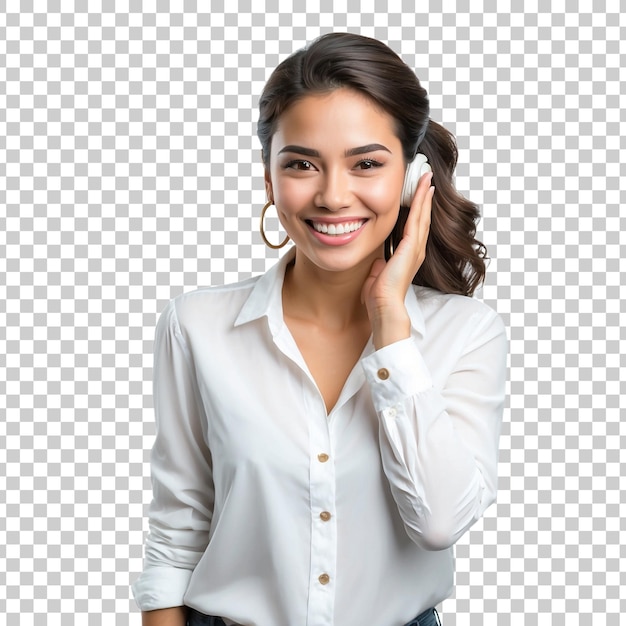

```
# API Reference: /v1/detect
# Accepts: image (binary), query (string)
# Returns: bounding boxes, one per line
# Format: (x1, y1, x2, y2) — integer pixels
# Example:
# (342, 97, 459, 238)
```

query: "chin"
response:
(299, 245, 382, 274)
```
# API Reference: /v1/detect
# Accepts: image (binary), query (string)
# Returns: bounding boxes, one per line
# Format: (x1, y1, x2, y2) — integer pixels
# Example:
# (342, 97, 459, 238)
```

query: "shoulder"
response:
(412, 285, 507, 345)
(161, 274, 262, 334)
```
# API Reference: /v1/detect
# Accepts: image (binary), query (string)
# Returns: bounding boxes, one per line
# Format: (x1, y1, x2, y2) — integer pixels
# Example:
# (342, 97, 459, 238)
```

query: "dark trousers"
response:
(186, 606, 441, 626)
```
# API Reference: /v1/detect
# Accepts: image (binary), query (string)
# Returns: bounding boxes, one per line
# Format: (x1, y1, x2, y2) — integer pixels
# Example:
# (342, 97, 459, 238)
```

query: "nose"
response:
(314, 169, 352, 211)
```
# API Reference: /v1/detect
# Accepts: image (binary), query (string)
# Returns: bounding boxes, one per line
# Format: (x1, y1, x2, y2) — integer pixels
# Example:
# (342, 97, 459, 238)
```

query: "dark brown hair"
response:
(257, 32, 486, 296)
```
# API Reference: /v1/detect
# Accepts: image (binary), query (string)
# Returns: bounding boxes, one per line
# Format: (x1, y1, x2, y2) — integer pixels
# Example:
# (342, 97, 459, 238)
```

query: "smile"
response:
(308, 220, 365, 236)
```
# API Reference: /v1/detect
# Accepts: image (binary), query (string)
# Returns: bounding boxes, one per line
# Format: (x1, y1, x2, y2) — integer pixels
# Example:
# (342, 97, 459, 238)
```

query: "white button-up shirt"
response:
(132, 248, 507, 626)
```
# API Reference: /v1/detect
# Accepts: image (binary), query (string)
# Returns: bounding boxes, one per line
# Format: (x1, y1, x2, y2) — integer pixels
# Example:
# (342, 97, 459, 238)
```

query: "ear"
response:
(264, 167, 273, 203)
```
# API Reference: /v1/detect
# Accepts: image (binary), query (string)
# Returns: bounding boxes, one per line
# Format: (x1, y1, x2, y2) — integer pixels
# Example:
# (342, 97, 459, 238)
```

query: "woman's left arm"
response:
(361, 172, 507, 550)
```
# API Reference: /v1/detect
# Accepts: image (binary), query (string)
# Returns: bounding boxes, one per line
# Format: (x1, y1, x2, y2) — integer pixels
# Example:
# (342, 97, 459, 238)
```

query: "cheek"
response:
(359, 176, 402, 214)
(273, 178, 314, 214)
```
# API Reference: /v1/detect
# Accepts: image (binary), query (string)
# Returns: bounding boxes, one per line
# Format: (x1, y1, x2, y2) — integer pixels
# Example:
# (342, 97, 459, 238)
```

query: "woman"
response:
(132, 33, 507, 626)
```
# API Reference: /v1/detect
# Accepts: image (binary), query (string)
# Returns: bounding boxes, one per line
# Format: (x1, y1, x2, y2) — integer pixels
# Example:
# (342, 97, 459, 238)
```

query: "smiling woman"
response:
(132, 33, 507, 626)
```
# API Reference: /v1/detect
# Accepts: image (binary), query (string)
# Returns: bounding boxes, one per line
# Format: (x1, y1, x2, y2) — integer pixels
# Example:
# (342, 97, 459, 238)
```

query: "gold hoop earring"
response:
(260, 201, 290, 249)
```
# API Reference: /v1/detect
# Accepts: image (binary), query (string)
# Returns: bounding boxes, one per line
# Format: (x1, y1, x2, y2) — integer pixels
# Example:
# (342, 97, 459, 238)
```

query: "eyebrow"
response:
(345, 143, 391, 157)
(277, 143, 391, 158)
(277, 145, 320, 158)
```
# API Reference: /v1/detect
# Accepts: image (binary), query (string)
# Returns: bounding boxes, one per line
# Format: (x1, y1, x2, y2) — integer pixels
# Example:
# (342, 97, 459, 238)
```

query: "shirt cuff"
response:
(361, 337, 432, 412)
(131, 565, 193, 611)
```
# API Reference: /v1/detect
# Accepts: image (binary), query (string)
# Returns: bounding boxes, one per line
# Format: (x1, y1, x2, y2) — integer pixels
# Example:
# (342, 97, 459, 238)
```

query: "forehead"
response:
(271, 89, 400, 150)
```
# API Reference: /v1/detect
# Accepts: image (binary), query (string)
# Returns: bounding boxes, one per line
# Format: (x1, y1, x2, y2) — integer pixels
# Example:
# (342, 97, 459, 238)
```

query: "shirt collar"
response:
(234, 247, 296, 334)
(234, 246, 426, 339)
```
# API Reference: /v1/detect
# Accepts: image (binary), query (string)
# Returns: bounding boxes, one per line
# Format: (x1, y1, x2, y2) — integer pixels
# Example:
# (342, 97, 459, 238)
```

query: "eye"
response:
(355, 159, 383, 170)
(285, 159, 315, 171)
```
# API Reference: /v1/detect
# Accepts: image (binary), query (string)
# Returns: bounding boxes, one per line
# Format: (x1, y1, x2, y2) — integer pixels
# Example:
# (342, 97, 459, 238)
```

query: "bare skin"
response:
(141, 606, 187, 626)
(282, 259, 372, 413)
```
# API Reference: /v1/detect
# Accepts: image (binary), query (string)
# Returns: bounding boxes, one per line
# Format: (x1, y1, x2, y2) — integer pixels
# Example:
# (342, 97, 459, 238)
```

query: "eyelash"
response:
(283, 158, 384, 171)
(284, 159, 314, 171)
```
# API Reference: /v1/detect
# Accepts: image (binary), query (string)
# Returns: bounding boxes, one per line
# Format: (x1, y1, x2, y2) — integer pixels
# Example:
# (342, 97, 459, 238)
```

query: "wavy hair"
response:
(257, 32, 486, 296)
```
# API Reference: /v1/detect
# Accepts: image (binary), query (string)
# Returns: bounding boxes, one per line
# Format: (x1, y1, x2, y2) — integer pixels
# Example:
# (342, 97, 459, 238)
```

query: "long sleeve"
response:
(362, 306, 507, 551)
(132, 300, 214, 610)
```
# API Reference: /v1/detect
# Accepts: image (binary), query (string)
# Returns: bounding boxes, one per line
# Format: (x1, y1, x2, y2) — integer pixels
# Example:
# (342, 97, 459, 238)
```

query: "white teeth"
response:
(311, 220, 364, 235)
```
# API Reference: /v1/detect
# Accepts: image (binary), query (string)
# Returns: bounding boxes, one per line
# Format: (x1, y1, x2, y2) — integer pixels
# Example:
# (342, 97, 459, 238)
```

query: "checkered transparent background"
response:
(1, 2, 624, 625)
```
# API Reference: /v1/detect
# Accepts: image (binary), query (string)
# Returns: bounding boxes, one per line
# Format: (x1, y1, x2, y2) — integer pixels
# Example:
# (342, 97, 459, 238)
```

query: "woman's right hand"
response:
(142, 606, 188, 626)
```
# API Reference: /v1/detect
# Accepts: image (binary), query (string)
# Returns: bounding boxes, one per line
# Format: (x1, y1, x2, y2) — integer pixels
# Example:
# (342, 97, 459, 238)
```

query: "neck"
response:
(283, 250, 375, 331)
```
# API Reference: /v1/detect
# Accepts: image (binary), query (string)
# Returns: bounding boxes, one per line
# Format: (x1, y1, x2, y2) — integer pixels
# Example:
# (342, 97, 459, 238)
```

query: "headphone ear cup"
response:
(401, 155, 432, 206)
(401, 160, 420, 207)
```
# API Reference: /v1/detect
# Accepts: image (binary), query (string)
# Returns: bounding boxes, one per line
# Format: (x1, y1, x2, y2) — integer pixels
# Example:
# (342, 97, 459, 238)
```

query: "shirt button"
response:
(317, 453, 329, 463)
(319, 511, 331, 522)
(318, 573, 330, 585)
(377, 367, 390, 380)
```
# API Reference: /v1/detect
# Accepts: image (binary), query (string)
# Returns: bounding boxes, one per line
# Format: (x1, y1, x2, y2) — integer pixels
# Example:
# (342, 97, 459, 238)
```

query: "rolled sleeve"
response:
(132, 565, 194, 612)
(132, 299, 214, 611)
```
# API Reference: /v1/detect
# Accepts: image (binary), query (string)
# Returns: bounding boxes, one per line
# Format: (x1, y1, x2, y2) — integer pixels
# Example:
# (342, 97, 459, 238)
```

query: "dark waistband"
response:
(408, 607, 441, 626)
(186, 606, 440, 626)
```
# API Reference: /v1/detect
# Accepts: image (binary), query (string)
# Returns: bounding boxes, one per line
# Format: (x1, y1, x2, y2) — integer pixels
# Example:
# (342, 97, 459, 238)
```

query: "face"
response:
(265, 88, 405, 275)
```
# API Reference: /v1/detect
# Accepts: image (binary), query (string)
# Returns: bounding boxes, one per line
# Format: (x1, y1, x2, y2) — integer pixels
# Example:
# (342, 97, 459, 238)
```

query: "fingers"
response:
(419, 182, 435, 233)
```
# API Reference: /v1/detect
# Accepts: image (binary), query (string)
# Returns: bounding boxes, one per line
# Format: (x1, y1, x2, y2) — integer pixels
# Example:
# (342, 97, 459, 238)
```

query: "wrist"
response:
(371, 310, 411, 350)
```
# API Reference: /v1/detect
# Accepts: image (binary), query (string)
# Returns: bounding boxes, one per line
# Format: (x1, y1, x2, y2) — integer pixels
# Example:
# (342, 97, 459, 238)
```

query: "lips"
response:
(307, 220, 365, 236)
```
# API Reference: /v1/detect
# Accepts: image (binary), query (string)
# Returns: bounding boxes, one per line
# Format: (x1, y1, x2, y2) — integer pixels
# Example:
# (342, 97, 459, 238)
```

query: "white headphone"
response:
(401, 152, 432, 207)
